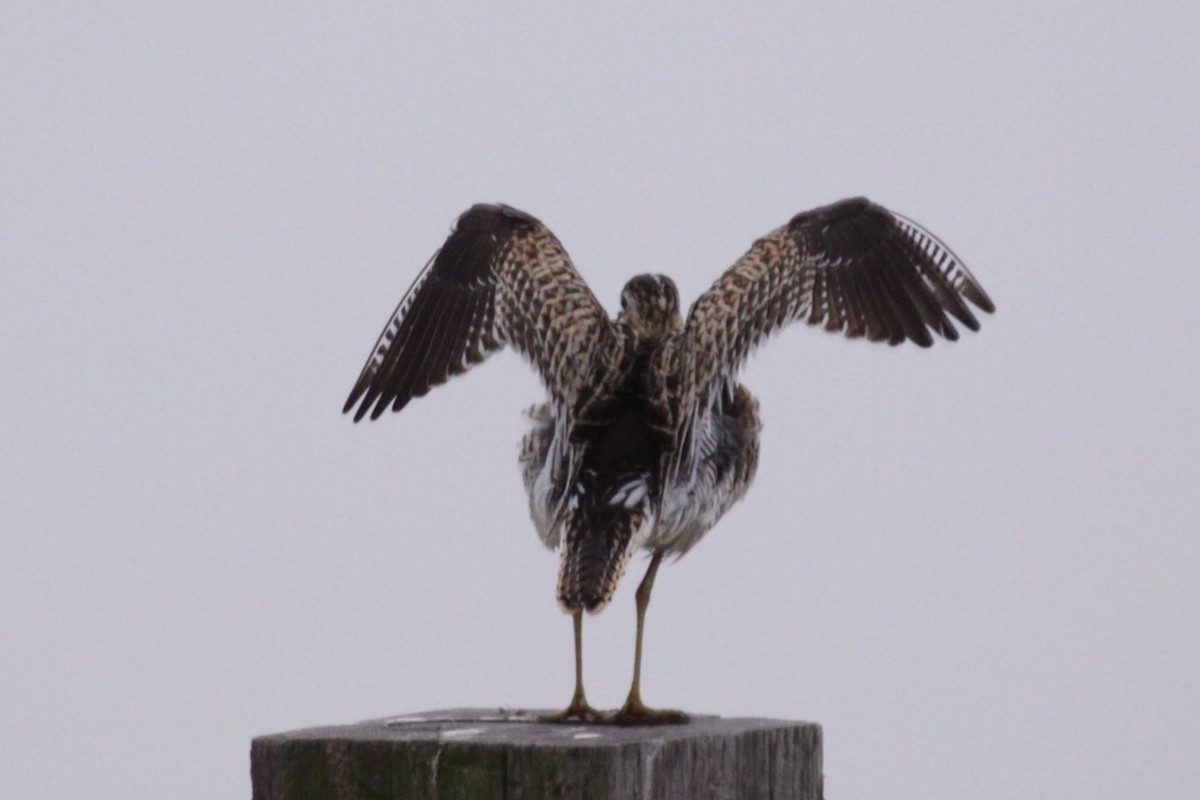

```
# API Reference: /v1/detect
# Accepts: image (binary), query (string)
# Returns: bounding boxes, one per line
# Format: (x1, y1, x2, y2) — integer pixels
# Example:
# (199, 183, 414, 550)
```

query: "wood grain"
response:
(252, 708, 822, 800)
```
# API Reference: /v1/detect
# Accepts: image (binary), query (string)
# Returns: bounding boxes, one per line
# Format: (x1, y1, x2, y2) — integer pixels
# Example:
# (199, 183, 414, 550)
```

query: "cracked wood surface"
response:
(251, 708, 822, 800)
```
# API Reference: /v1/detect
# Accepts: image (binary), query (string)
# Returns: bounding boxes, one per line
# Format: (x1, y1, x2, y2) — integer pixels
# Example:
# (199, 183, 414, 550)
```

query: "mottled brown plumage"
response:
(344, 197, 994, 723)
(343, 205, 621, 422)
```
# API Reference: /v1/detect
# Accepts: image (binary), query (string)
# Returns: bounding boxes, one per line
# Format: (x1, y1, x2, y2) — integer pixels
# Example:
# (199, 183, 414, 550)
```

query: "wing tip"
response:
(967, 285, 997, 316)
(910, 328, 935, 347)
(343, 384, 370, 420)
(892, 208, 997, 319)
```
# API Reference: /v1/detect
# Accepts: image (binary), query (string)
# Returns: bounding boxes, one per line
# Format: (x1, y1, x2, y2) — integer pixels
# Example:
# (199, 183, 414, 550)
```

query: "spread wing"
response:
(343, 204, 617, 421)
(680, 197, 995, 397)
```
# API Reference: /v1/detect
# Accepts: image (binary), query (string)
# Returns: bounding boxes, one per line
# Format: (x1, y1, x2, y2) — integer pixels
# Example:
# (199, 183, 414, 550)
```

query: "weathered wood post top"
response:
(252, 707, 823, 800)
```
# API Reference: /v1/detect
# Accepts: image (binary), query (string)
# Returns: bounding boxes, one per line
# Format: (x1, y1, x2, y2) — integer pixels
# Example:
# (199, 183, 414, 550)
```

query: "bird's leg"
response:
(613, 552, 688, 726)
(541, 609, 609, 723)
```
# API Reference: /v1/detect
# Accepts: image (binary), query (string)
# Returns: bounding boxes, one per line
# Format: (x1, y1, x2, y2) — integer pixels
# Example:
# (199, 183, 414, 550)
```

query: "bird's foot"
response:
(540, 697, 611, 724)
(612, 696, 689, 727)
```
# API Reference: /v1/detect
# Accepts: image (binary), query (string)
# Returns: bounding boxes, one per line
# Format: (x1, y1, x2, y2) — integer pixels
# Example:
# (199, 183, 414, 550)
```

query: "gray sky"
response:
(2, 3, 1196, 798)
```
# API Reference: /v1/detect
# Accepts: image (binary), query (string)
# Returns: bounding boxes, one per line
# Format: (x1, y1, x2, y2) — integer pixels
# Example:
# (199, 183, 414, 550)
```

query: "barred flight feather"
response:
(680, 197, 994, 409)
(343, 204, 617, 422)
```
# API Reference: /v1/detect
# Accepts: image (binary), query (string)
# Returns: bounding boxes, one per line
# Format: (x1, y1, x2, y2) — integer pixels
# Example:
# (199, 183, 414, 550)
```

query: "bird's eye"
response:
(621, 295, 628, 310)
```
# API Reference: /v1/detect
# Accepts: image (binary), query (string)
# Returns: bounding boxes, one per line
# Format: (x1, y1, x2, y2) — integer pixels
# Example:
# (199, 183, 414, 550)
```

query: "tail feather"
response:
(556, 485, 652, 613)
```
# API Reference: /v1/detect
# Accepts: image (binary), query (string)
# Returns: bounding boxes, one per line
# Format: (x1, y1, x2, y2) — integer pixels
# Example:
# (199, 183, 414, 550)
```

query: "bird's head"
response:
(618, 274, 683, 339)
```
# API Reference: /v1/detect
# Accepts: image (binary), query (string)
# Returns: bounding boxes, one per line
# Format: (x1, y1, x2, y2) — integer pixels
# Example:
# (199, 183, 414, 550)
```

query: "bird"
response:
(343, 197, 994, 725)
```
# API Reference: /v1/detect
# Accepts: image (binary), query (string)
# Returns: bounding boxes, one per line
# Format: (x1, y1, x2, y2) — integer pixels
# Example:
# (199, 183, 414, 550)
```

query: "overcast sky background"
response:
(3, 3, 1197, 798)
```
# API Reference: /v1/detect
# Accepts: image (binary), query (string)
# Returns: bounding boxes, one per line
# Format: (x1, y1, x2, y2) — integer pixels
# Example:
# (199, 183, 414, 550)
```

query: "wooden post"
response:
(252, 708, 822, 800)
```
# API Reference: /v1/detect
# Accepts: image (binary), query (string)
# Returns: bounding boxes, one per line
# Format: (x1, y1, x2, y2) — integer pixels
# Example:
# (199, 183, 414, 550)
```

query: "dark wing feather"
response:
(344, 204, 616, 421)
(680, 197, 994, 396)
